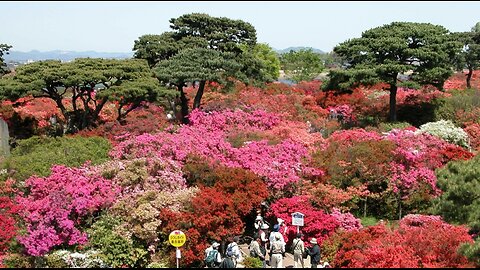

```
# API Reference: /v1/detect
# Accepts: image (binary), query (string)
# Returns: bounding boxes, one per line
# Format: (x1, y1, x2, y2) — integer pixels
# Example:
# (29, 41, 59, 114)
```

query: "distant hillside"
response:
(4, 50, 134, 62)
(274, 47, 325, 54)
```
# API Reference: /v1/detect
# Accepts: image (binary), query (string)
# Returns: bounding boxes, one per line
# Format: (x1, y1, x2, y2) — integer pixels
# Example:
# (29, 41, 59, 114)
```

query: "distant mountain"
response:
(4, 50, 134, 62)
(274, 47, 325, 54)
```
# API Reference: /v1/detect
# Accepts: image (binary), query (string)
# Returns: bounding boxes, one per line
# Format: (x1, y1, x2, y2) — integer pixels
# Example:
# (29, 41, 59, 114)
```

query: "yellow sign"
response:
(169, 230, 187, 247)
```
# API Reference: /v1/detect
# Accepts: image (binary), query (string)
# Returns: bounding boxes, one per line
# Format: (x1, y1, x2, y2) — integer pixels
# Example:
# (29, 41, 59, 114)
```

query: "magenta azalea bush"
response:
(111, 109, 324, 189)
(16, 164, 120, 256)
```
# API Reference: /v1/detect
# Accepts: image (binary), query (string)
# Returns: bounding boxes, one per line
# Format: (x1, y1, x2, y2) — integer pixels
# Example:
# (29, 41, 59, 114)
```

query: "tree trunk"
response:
(364, 198, 367, 218)
(388, 81, 398, 122)
(193, 80, 206, 110)
(467, 67, 473, 89)
(179, 84, 189, 124)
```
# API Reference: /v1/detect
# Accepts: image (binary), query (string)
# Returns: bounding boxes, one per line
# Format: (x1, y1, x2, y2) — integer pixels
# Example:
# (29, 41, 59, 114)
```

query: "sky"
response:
(2, 1, 480, 53)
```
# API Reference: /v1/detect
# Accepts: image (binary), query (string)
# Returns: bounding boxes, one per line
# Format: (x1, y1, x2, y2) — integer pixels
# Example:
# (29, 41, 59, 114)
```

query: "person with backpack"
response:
(249, 233, 267, 268)
(269, 234, 285, 268)
(225, 236, 242, 267)
(204, 242, 222, 268)
(291, 233, 305, 268)
(306, 238, 321, 268)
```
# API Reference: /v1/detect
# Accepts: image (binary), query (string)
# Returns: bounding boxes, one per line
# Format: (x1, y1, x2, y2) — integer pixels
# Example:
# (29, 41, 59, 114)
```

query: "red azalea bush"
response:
(77, 103, 169, 145)
(267, 195, 340, 245)
(464, 123, 480, 151)
(333, 215, 475, 268)
(0, 180, 20, 255)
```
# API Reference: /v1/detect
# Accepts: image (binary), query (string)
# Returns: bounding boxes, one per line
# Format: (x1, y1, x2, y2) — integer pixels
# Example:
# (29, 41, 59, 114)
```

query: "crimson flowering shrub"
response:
(307, 183, 362, 212)
(210, 166, 269, 217)
(311, 130, 394, 216)
(464, 123, 480, 151)
(267, 195, 341, 245)
(333, 215, 474, 268)
(444, 70, 480, 91)
(77, 103, 169, 145)
(16, 164, 120, 256)
(0, 180, 20, 255)
(0, 96, 63, 137)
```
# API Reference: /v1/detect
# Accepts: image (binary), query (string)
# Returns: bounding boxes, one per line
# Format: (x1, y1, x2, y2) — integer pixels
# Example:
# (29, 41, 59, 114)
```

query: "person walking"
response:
(269, 224, 285, 246)
(306, 238, 321, 268)
(292, 233, 305, 268)
(225, 236, 243, 267)
(249, 233, 267, 268)
(269, 234, 285, 268)
(204, 242, 222, 268)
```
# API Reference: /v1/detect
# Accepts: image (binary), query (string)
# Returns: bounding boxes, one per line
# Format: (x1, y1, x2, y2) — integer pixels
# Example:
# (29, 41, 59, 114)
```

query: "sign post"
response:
(291, 212, 305, 234)
(169, 230, 187, 268)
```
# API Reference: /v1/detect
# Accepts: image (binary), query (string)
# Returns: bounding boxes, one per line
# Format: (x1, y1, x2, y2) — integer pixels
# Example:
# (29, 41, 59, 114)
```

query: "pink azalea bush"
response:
(330, 208, 363, 232)
(111, 109, 324, 189)
(16, 164, 120, 256)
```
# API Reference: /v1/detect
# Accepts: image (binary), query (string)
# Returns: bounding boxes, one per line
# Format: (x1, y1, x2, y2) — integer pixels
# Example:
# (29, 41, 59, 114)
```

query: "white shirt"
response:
(269, 231, 285, 245)
(226, 242, 243, 262)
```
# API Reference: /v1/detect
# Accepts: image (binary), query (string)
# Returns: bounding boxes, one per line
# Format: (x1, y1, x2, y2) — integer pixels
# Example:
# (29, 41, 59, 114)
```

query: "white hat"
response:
(212, 242, 220, 248)
(261, 223, 269, 230)
(277, 218, 284, 224)
(255, 216, 263, 221)
(310, 238, 317, 244)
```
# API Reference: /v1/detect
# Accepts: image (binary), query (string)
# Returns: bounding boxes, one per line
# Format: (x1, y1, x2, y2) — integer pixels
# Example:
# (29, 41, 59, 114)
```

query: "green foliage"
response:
(1, 135, 110, 181)
(0, 43, 12, 75)
(452, 23, 480, 88)
(243, 256, 263, 268)
(433, 88, 480, 124)
(378, 121, 413, 132)
(459, 240, 480, 266)
(154, 48, 242, 86)
(360, 216, 380, 227)
(0, 58, 163, 132)
(45, 252, 69, 268)
(326, 22, 462, 121)
(430, 155, 480, 229)
(280, 48, 324, 83)
(1, 253, 34, 268)
(135, 13, 265, 122)
(86, 214, 149, 268)
(146, 261, 169, 268)
(240, 43, 281, 82)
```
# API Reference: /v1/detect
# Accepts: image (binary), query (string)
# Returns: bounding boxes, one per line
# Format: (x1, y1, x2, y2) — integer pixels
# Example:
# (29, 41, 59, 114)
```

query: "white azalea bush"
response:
(416, 120, 471, 149)
(45, 250, 108, 268)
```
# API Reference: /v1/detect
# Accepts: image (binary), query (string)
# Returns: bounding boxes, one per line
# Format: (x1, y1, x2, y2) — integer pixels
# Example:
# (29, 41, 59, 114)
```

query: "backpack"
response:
(205, 249, 218, 267)
(226, 243, 236, 258)
(249, 242, 258, 258)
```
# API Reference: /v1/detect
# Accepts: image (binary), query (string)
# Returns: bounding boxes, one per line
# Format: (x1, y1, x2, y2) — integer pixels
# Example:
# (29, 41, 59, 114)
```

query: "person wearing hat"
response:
(269, 234, 285, 268)
(204, 241, 222, 268)
(259, 223, 269, 252)
(249, 233, 267, 268)
(269, 224, 285, 247)
(292, 233, 305, 268)
(306, 238, 321, 268)
(254, 209, 264, 230)
(225, 236, 243, 267)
